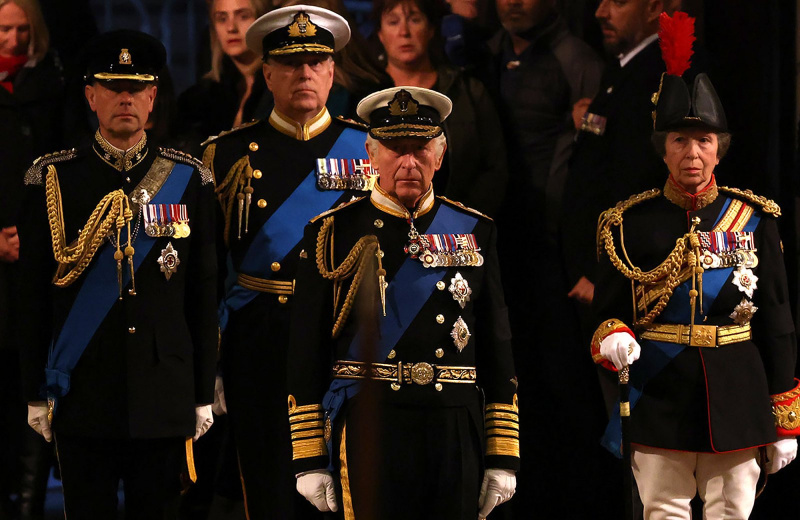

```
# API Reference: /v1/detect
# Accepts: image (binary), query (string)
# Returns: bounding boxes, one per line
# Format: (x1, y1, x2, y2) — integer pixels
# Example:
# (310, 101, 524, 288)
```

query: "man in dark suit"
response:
(202, 5, 370, 518)
(287, 87, 518, 519)
(17, 30, 218, 519)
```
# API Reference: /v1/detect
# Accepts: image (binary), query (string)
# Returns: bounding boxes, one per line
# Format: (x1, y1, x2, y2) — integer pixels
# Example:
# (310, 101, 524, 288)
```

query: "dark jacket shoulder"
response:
(24, 148, 80, 186)
(158, 147, 214, 186)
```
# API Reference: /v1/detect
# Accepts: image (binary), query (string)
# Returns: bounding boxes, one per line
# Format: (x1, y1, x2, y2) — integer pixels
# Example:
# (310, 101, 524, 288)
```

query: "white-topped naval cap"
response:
(245, 5, 351, 58)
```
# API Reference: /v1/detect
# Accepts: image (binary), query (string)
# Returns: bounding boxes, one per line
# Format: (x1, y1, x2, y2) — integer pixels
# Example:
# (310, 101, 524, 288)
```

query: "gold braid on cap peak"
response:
(315, 216, 386, 338)
(597, 188, 704, 329)
(46, 164, 136, 296)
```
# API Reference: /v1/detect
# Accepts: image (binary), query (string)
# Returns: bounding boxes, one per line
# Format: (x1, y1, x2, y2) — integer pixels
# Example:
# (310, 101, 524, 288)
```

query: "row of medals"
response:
(146, 220, 191, 239)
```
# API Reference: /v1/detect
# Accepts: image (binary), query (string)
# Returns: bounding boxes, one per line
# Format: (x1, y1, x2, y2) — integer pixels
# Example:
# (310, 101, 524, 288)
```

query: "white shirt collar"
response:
(619, 33, 659, 68)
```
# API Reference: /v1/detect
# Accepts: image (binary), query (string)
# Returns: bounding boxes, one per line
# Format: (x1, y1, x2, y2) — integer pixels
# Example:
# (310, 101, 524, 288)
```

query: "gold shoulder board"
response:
(24, 149, 78, 186)
(201, 119, 261, 147)
(436, 196, 492, 221)
(309, 196, 366, 224)
(718, 186, 781, 217)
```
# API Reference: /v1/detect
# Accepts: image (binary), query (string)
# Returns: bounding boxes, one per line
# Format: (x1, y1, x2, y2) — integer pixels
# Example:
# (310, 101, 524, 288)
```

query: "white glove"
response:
(27, 401, 52, 442)
(212, 375, 227, 415)
(766, 437, 797, 474)
(193, 404, 214, 441)
(478, 468, 516, 519)
(296, 469, 338, 512)
(600, 331, 641, 370)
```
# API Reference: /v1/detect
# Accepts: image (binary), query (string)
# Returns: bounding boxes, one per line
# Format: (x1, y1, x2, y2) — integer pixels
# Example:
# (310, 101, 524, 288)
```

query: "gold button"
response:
(253, 169, 262, 179)
(271, 262, 281, 272)
(128, 327, 136, 334)
(435, 348, 444, 358)
(257, 199, 267, 208)
(391, 382, 401, 391)
(436, 281, 446, 291)
(249, 142, 259, 151)
(436, 314, 445, 324)
(278, 295, 288, 304)
(434, 383, 443, 392)
(374, 219, 384, 228)
(378, 250, 385, 258)
(387, 349, 396, 360)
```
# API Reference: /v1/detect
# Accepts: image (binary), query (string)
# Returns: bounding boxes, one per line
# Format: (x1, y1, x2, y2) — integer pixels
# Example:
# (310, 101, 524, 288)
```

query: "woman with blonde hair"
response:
(177, 0, 272, 153)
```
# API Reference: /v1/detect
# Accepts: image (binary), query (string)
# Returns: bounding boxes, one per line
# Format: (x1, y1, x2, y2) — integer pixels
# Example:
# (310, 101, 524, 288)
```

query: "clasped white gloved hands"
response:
(600, 331, 641, 370)
(193, 404, 214, 441)
(27, 401, 52, 442)
(296, 469, 338, 512)
(766, 437, 798, 474)
(478, 468, 516, 519)
(212, 375, 227, 415)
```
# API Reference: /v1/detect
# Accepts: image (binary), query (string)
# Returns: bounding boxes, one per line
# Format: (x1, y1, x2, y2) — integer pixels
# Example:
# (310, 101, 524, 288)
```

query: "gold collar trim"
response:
(93, 130, 148, 172)
(269, 107, 331, 141)
(370, 183, 434, 219)
(663, 175, 718, 211)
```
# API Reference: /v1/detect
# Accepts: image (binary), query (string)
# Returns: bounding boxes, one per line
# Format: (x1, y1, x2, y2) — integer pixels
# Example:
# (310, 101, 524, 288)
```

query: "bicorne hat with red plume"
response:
(652, 12, 727, 132)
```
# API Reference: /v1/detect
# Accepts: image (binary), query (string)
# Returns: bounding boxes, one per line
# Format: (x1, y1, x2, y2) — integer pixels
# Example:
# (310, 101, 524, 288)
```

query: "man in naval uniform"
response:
(286, 87, 518, 519)
(201, 5, 370, 518)
(17, 30, 218, 519)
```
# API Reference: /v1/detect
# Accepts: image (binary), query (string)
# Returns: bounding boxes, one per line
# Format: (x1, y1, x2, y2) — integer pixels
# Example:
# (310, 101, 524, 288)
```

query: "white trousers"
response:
(631, 445, 760, 520)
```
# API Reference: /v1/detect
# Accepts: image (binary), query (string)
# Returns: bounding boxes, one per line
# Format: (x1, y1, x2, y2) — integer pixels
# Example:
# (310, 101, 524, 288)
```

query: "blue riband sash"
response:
(45, 162, 194, 401)
(218, 127, 366, 330)
(601, 198, 761, 456)
(322, 203, 479, 469)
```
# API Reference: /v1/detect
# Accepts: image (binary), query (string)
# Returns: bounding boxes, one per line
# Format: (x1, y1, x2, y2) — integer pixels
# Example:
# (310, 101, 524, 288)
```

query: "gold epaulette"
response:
(158, 147, 214, 186)
(596, 188, 661, 258)
(200, 119, 261, 147)
(335, 115, 368, 130)
(485, 394, 520, 458)
(287, 395, 329, 460)
(24, 149, 78, 186)
(719, 186, 781, 217)
(309, 196, 366, 224)
(436, 196, 492, 220)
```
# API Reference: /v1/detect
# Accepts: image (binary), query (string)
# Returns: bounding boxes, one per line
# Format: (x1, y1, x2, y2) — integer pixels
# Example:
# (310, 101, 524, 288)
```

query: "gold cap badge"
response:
(288, 12, 317, 38)
(388, 89, 419, 116)
(119, 48, 132, 65)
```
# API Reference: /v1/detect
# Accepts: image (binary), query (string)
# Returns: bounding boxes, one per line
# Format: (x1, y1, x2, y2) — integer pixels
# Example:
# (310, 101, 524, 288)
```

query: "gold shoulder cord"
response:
(315, 216, 386, 338)
(597, 189, 705, 328)
(718, 186, 781, 217)
(214, 155, 253, 246)
(46, 164, 135, 297)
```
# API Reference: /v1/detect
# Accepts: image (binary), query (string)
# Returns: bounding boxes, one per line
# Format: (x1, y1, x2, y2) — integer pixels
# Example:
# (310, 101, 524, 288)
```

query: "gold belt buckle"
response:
(689, 325, 717, 347)
(410, 362, 435, 385)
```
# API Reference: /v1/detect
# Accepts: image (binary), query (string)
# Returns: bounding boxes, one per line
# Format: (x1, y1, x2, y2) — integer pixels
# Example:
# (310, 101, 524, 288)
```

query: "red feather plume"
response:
(658, 11, 696, 77)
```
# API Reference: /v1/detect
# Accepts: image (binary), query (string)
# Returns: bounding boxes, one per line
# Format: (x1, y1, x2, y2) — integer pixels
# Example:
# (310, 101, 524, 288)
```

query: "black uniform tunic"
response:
(204, 110, 368, 519)
(594, 182, 797, 452)
(288, 189, 519, 519)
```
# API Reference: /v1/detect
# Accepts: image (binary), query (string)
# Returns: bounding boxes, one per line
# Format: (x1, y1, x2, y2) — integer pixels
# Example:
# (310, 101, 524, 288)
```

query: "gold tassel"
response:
(125, 218, 136, 296)
(236, 193, 244, 239)
(376, 245, 387, 317)
(114, 227, 124, 300)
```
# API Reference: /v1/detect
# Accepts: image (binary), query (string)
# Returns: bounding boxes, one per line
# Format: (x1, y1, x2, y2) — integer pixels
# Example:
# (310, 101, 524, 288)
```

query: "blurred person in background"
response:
(177, 0, 272, 155)
(0, 0, 63, 518)
(371, 0, 507, 217)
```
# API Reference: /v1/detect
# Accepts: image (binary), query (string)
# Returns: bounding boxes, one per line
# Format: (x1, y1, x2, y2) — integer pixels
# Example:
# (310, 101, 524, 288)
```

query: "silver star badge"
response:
(451, 316, 471, 352)
(732, 266, 758, 298)
(448, 272, 472, 309)
(157, 242, 180, 280)
(730, 298, 758, 325)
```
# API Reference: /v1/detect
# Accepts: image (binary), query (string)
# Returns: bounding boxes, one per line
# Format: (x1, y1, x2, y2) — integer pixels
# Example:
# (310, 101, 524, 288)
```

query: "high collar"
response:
(663, 174, 718, 211)
(268, 107, 331, 141)
(370, 183, 435, 219)
(618, 33, 658, 68)
(93, 130, 149, 172)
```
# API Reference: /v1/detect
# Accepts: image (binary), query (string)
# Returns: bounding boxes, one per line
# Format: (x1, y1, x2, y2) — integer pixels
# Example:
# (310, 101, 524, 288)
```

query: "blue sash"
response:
(601, 198, 761, 456)
(45, 162, 194, 401)
(218, 127, 367, 330)
(322, 203, 479, 469)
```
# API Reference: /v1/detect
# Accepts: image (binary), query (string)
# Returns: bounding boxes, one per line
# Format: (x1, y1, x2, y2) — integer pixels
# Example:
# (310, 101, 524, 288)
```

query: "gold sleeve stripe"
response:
(486, 403, 518, 413)
(291, 429, 325, 440)
(486, 428, 520, 439)
(485, 411, 519, 422)
(290, 404, 324, 416)
(291, 421, 325, 432)
(292, 438, 328, 460)
(290, 412, 324, 423)
(486, 437, 520, 458)
(485, 420, 519, 430)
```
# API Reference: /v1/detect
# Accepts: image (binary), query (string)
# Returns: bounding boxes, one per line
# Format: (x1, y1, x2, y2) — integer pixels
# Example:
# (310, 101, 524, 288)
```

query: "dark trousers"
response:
(336, 398, 482, 520)
(55, 434, 184, 520)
